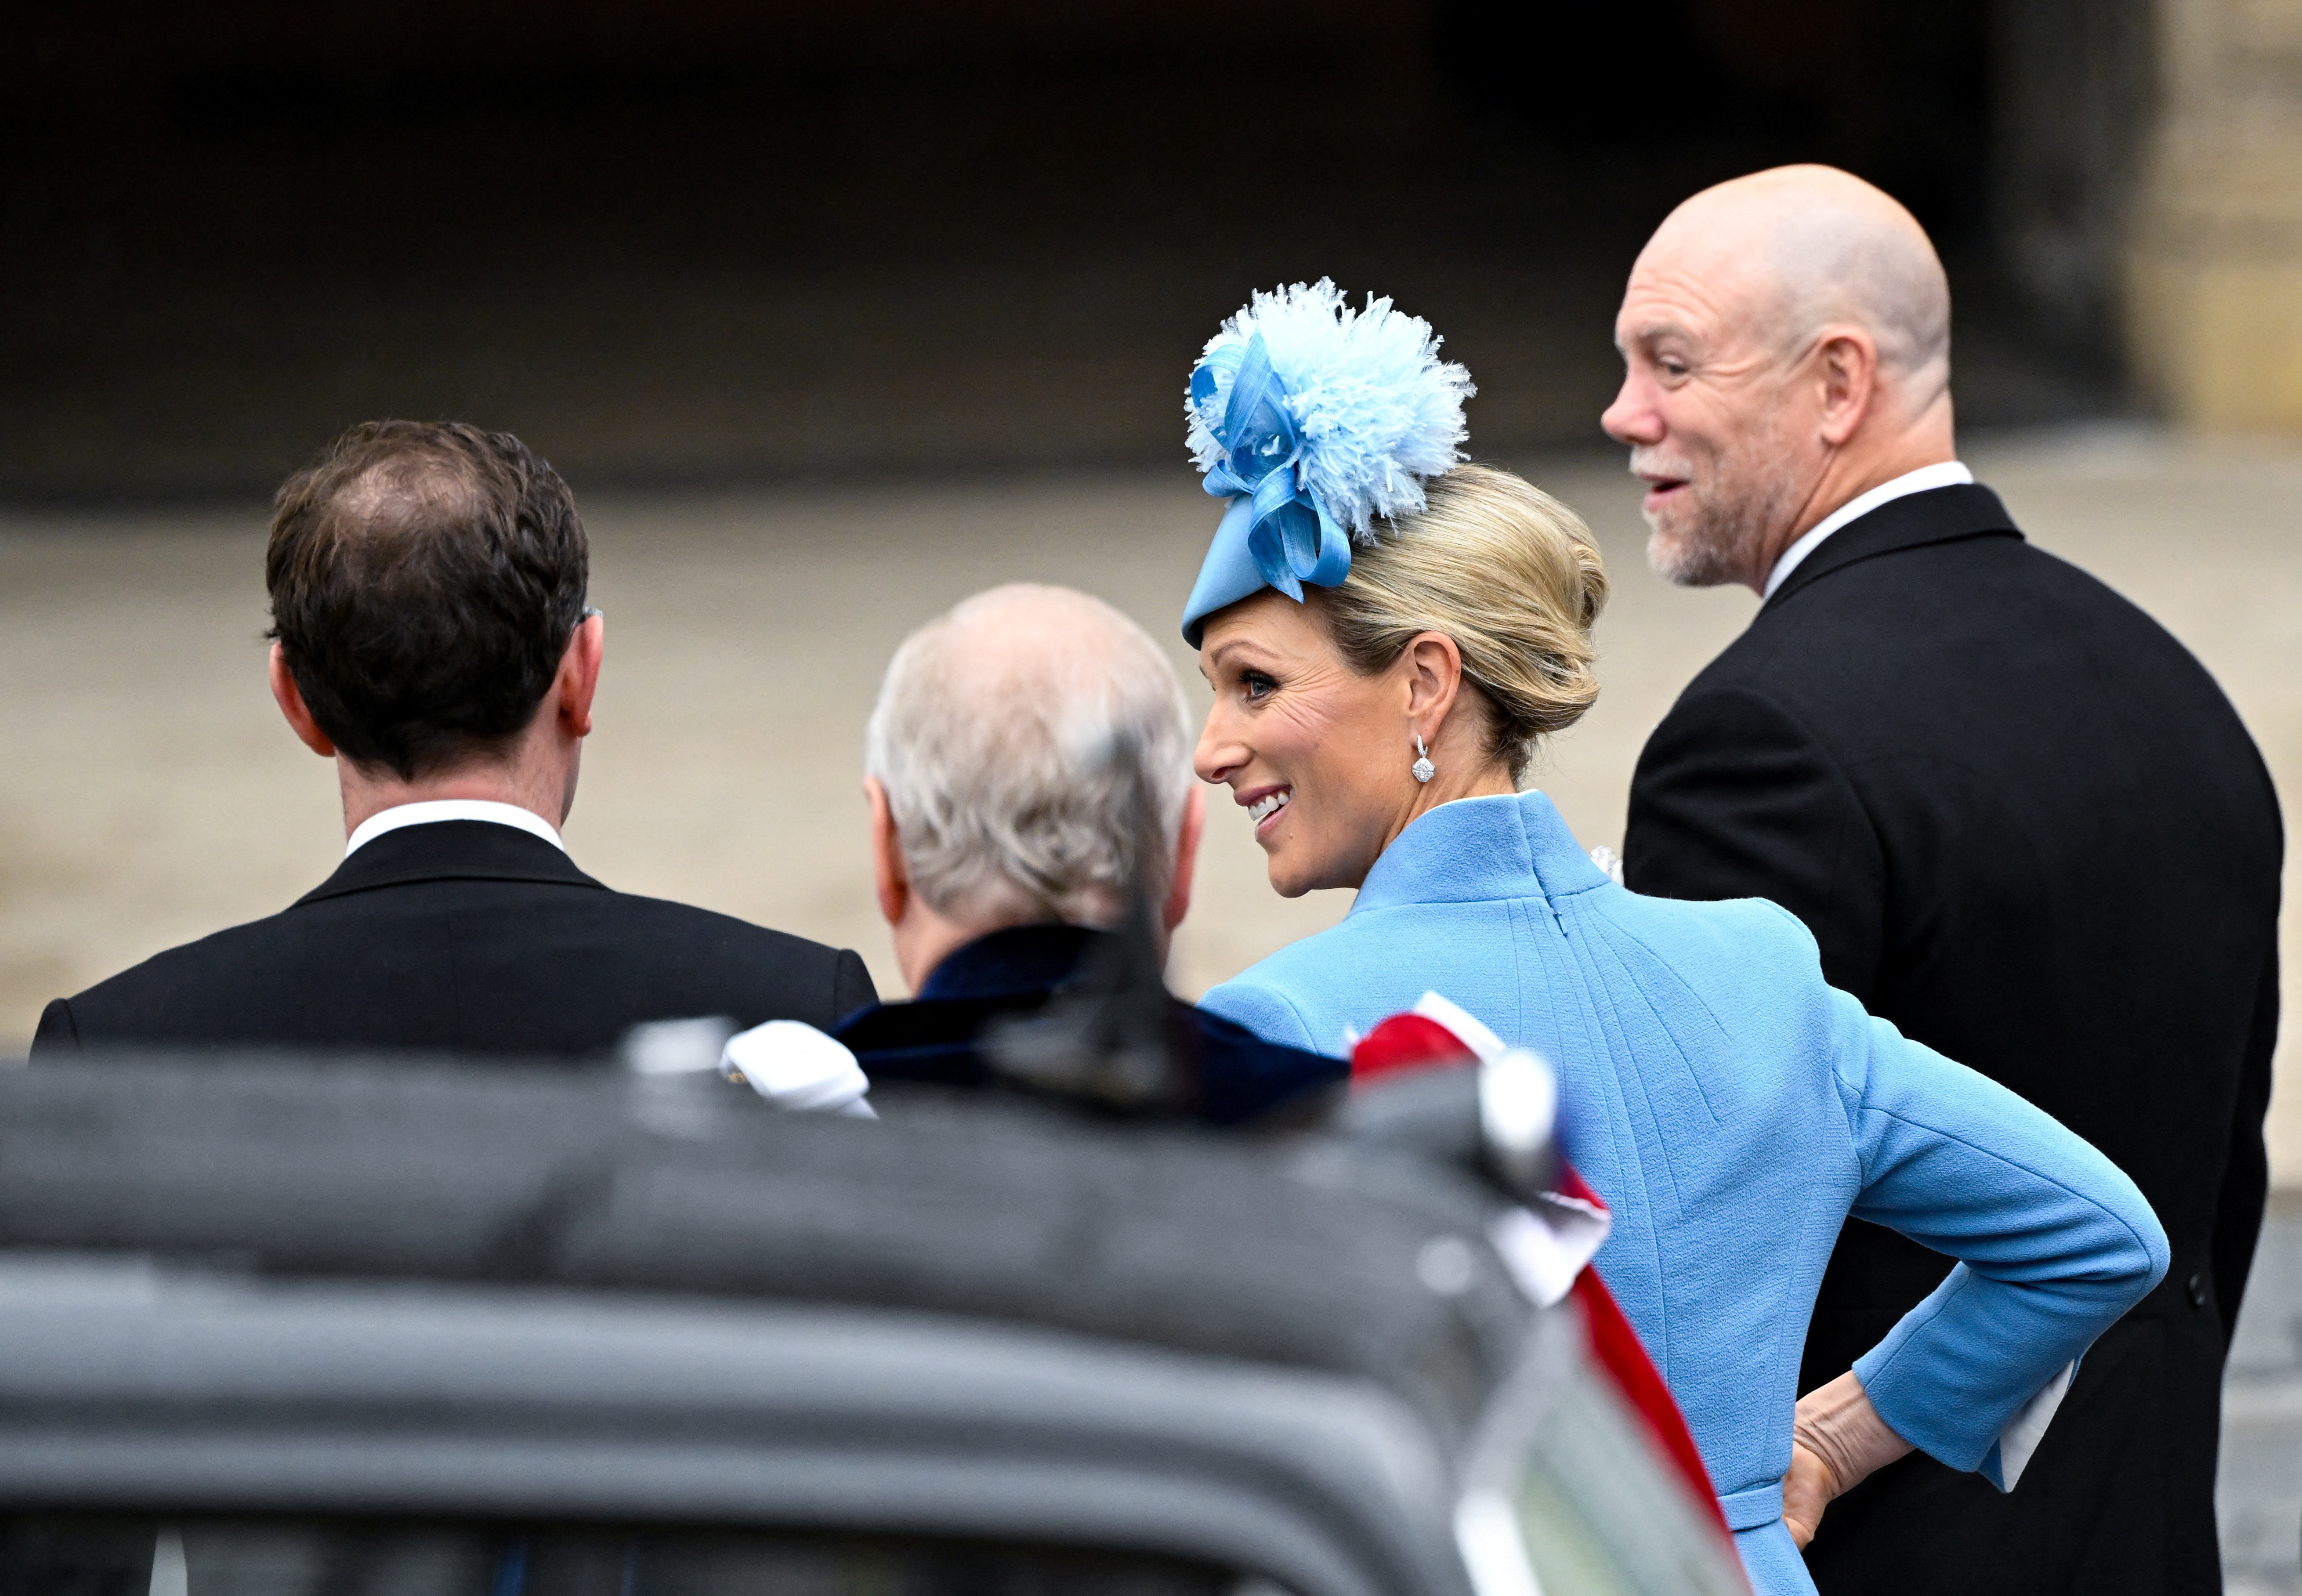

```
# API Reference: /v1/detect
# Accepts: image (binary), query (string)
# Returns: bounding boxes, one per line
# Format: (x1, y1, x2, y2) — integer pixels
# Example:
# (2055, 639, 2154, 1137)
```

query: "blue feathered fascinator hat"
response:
(1180, 279, 1474, 645)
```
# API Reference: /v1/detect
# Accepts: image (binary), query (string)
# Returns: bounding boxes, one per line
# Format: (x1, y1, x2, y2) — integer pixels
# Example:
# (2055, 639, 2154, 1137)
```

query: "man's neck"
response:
(1804, 449, 1956, 537)
(336, 760, 570, 840)
(1752, 422, 1958, 592)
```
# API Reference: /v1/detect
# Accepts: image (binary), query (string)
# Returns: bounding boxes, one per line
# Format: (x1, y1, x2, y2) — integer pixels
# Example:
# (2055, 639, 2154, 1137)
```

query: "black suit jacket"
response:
(32, 820, 876, 1061)
(1625, 484, 2281, 1595)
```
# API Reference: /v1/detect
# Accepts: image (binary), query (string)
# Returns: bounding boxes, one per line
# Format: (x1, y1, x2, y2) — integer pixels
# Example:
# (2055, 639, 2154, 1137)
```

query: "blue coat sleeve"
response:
(1827, 987, 2169, 1475)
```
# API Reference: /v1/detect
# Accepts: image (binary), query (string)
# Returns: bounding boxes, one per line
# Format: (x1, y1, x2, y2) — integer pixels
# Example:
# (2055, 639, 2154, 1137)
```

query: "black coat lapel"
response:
(1765, 483, 2023, 612)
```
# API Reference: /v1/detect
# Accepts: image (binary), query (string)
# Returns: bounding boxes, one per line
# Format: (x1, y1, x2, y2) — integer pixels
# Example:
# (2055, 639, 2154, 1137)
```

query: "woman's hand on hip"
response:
(1784, 1372, 1915, 1548)
(1782, 1440, 1839, 1548)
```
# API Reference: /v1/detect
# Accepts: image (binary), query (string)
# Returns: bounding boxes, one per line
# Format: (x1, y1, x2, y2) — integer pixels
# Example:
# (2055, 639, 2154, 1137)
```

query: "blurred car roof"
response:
(0, 1057, 1551, 1596)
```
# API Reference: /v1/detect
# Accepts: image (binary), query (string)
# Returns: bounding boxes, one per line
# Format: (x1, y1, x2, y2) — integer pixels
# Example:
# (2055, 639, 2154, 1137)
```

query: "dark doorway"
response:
(0, 0, 2135, 501)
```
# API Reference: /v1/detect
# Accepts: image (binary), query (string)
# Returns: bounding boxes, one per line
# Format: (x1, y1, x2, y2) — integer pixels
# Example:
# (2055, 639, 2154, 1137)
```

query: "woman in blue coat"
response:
(1175, 283, 2167, 1595)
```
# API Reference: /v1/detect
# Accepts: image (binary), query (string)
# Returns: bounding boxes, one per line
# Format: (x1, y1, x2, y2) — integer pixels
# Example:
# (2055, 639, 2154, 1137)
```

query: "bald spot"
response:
(332, 454, 483, 542)
(908, 583, 1165, 716)
(1641, 164, 1950, 405)
(876, 581, 1189, 814)
(867, 581, 1192, 926)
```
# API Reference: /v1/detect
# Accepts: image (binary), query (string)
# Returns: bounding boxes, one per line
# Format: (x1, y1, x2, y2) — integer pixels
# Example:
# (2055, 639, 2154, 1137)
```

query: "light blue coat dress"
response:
(1201, 791, 2168, 1595)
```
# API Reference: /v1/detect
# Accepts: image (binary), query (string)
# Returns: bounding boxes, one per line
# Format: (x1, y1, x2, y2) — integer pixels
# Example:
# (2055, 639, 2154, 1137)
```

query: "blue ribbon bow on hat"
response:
(1180, 333, 1354, 645)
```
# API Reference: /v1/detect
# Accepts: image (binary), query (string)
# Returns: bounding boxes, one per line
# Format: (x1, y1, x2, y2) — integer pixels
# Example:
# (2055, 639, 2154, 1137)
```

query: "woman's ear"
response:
(865, 777, 911, 927)
(1401, 631, 1466, 736)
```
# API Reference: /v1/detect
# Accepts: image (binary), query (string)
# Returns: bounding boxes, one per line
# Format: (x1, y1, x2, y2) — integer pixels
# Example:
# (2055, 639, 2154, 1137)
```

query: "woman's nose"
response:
(1194, 707, 1244, 785)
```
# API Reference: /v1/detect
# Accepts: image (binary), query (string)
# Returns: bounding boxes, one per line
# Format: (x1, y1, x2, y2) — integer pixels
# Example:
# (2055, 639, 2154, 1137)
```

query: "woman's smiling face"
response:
(1193, 590, 1428, 898)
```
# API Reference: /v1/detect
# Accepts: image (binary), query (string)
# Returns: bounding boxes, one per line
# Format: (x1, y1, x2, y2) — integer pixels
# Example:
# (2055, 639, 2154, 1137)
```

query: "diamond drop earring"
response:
(1412, 734, 1436, 785)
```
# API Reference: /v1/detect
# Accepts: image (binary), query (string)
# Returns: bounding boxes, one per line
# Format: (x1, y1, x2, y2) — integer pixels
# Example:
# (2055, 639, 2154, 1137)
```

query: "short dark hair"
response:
(266, 421, 589, 781)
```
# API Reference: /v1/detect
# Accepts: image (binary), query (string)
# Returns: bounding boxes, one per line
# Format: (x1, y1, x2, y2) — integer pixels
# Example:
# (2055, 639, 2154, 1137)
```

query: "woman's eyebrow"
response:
(1210, 637, 1281, 666)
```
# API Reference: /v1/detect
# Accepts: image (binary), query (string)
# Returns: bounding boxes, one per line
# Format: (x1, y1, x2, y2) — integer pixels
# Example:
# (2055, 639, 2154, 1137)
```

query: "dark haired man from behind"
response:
(33, 421, 873, 1061)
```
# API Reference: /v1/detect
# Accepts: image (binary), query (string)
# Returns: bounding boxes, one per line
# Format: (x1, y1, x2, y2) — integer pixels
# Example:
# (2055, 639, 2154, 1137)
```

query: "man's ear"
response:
(1162, 785, 1205, 934)
(1814, 328, 1879, 448)
(556, 611, 606, 739)
(268, 644, 336, 758)
(865, 777, 910, 929)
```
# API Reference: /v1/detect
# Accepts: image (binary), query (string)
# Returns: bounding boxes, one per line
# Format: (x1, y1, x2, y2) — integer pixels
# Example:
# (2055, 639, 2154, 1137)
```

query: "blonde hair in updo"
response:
(1321, 463, 1607, 783)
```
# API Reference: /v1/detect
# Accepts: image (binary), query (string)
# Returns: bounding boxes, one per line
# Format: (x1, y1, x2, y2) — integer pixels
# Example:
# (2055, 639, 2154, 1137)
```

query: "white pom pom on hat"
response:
(1184, 278, 1475, 544)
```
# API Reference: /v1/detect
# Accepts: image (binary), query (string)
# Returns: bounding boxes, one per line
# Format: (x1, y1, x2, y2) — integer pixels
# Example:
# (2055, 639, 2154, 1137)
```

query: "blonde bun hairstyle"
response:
(1321, 463, 1607, 782)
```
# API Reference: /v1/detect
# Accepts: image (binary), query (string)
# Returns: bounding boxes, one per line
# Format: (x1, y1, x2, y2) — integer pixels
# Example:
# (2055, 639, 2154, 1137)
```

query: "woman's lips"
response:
(1243, 785, 1292, 840)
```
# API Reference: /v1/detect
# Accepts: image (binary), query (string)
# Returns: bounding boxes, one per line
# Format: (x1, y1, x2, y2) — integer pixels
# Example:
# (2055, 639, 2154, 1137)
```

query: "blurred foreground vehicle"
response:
(0, 1055, 1744, 1596)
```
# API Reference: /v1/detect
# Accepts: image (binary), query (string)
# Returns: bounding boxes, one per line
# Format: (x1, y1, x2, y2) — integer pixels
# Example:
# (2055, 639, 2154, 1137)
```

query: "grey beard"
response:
(1649, 515, 1748, 586)
(1648, 469, 1804, 590)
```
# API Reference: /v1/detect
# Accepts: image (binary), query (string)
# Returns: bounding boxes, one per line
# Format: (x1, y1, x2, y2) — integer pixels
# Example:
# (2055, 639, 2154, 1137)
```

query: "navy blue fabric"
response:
(1199, 790, 2167, 1596)
(836, 923, 1345, 1125)
(914, 923, 1086, 1001)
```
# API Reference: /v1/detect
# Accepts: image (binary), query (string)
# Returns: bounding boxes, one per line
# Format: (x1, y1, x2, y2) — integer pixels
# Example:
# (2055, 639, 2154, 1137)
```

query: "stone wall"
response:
(2130, 0, 2302, 430)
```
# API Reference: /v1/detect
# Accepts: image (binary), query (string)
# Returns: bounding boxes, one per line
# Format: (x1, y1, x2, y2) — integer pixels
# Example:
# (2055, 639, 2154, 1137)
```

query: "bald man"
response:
(1608, 166, 2280, 1594)
(834, 583, 1344, 1123)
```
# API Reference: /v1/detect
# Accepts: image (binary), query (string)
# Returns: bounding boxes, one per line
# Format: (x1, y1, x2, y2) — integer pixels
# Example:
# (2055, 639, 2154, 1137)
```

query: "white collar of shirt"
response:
(1762, 461, 1974, 599)
(344, 799, 567, 859)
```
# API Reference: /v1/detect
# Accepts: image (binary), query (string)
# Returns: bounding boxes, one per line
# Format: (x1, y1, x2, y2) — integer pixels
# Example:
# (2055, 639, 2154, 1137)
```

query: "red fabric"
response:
(1572, 1265, 1731, 1537)
(1553, 1163, 1603, 1210)
(1350, 1012, 1478, 1080)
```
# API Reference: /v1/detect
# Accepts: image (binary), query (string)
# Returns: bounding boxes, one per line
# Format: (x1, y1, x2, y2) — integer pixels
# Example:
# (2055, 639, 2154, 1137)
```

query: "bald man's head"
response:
(1601, 165, 1961, 593)
(864, 583, 1194, 931)
(1650, 165, 1950, 396)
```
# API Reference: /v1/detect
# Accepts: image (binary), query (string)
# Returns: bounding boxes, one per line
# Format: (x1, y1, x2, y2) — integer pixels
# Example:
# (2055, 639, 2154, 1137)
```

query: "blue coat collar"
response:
(1352, 791, 1608, 912)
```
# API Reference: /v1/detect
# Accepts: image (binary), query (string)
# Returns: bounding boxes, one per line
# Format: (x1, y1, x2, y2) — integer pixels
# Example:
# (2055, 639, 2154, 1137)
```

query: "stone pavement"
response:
(2228, 1194, 2302, 1594)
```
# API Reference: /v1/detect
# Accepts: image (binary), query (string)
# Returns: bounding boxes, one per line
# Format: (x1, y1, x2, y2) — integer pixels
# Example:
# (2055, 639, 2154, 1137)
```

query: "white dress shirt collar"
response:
(344, 799, 567, 859)
(1763, 460, 1974, 599)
